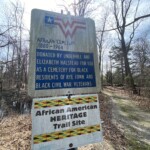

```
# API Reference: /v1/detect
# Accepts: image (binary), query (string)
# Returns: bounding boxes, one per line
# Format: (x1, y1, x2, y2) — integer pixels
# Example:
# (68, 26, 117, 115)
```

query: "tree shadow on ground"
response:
(99, 92, 150, 150)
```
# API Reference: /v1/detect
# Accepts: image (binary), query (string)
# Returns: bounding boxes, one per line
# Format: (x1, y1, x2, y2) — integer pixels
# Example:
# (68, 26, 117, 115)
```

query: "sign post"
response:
(29, 9, 103, 150)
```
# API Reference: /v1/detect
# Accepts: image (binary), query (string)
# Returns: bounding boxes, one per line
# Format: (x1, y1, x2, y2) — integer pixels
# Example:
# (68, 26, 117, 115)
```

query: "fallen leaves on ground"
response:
(0, 114, 31, 150)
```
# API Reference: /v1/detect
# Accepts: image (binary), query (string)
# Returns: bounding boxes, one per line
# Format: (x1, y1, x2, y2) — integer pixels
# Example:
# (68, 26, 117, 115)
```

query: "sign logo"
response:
(45, 16, 86, 38)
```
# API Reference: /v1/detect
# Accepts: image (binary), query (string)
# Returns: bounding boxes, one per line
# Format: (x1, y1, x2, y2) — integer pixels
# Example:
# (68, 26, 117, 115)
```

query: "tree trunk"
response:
(121, 38, 137, 93)
(121, 57, 124, 84)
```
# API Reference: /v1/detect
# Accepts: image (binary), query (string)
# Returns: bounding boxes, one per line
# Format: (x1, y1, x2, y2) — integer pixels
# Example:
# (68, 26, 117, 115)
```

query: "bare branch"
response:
(127, 0, 141, 50)
(0, 26, 14, 36)
(0, 42, 10, 48)
(98, 13, 150, 32)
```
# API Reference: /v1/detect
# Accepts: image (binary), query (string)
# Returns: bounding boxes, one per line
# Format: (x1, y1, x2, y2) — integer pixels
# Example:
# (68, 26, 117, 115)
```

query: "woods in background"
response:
(0, 0, 29, 91)
(0, 0, 150, 114)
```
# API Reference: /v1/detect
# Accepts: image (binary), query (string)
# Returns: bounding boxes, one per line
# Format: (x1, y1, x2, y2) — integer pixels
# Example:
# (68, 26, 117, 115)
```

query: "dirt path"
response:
(79, 87, 150, 150)
(103, 87, 150, 149)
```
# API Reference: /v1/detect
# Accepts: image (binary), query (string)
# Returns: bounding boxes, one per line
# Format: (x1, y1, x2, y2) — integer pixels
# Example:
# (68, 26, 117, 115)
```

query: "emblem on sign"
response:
(45, 16, 86, 38)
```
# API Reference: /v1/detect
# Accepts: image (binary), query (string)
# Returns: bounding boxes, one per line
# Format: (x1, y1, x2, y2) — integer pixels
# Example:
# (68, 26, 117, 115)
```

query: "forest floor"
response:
(0, 87, 150, 150)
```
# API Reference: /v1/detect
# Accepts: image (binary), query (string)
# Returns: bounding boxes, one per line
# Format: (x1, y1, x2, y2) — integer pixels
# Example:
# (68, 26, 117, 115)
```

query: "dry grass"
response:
(0, 114, 31, 150)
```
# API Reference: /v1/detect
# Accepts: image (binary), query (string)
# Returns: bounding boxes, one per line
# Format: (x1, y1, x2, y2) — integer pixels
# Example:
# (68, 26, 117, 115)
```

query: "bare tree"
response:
(58, 0, 98, 17)
(12, 0, 25, 92)
(0, 6, 14, 48)
(110, 0, 143, 92)
(97, 11, 108, 69)
(71, 0, 95, 16)
(0, 0, 29, 91)
(132, 35, 150, 76)
(96, 9, 110, 88)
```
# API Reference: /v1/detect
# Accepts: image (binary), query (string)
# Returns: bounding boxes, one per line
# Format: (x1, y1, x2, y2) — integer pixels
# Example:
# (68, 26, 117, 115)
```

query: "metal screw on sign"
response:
(67, 143, 77, 150)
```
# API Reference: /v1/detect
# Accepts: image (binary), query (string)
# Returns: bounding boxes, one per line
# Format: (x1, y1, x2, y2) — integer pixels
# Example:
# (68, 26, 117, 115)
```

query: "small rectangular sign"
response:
(35, 49, 96, 90)
(32, 94, 103, 150)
